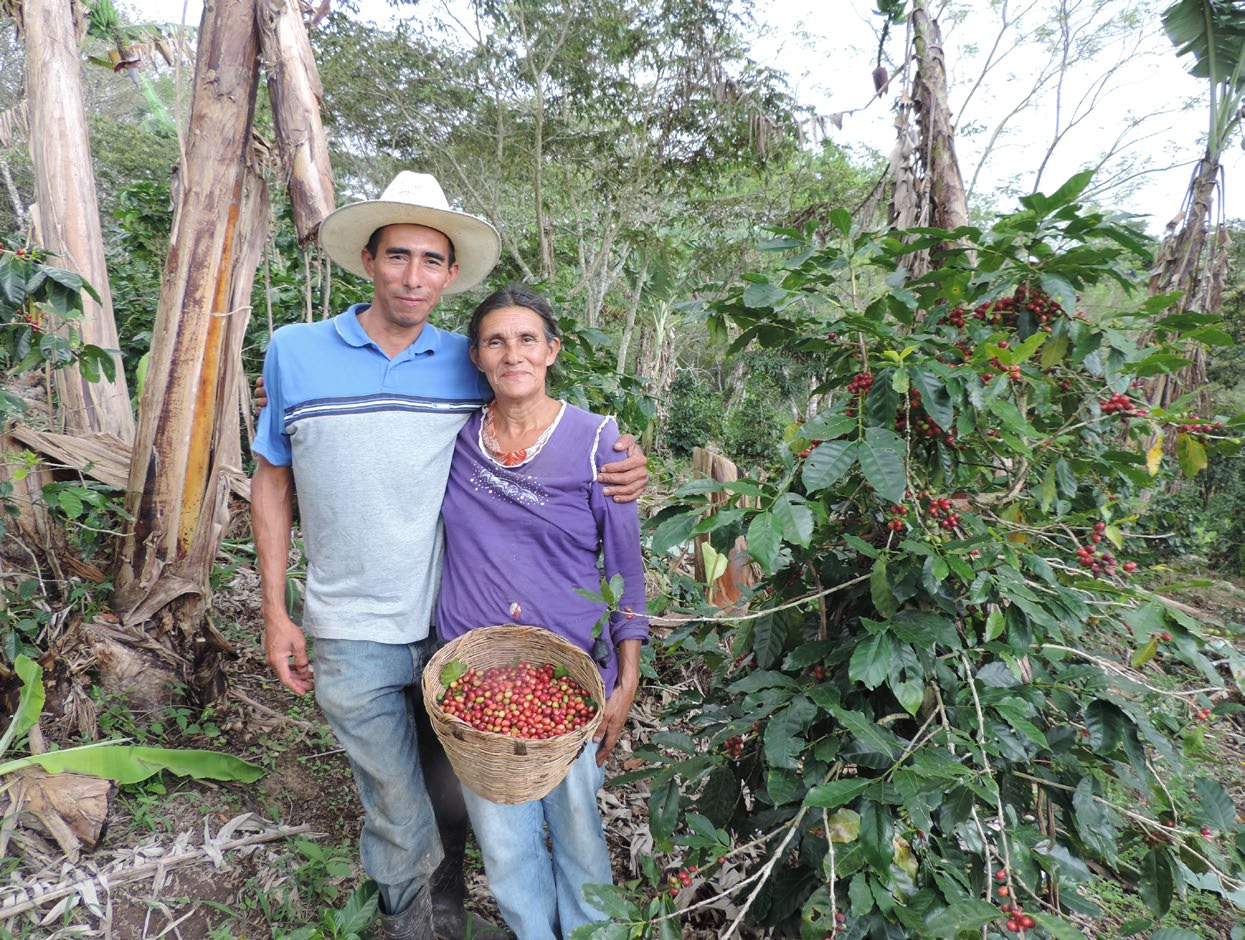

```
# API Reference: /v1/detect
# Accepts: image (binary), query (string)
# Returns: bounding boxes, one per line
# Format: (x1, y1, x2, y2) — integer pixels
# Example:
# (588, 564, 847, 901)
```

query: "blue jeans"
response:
(314, 636, 447, 916)
(461, 741, 612, 939)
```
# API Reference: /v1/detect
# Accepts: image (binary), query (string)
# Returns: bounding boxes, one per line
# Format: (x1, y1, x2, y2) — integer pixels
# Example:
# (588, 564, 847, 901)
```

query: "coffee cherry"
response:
(1005, 919, 1020, 933)
(997, 885, 1009, 897)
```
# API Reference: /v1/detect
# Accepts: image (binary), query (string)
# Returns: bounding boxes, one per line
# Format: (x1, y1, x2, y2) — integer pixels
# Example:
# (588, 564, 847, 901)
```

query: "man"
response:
(251, 172, 647, 940)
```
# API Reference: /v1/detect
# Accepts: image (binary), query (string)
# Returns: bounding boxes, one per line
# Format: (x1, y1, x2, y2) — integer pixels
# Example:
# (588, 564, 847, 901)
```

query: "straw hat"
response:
(319, 171, 501, 294)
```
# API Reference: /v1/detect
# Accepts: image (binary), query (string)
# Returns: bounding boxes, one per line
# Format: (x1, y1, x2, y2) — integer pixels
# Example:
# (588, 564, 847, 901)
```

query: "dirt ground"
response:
(0, 561, 738, 940)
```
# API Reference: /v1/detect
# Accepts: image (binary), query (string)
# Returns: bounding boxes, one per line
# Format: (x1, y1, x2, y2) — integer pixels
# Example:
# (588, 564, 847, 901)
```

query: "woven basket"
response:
(422, 625, 606, 804)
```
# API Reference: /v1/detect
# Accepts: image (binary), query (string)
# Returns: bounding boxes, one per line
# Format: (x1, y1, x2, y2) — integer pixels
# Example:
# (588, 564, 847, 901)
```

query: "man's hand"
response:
(265, 611, 314, 695)
(255, 374, 269, 411)
(598, 434, 648, 503)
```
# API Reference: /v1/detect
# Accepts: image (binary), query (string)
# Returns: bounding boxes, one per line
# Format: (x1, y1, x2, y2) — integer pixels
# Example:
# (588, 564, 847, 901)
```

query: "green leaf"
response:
(333, 881, 379, 932)
(1041, 333, 1070, 368)
(751, 613, 787, 670)
(870, 557, 898, 619)
(742, 281, 788, 309)
(767, 768, 801, 805)
(1131, 636, 1159, 668)
(1176, 433, 1208, 478)
(922, 900, 1006, 938)
(892, 678, 924, 716)
(908, 365, 954, 429)
(648, 776, 680, 848)
(826, 705, 903, 762)
(848, 874, 874, 916)
(802, 440, 856, 493)
(985, 609, 1004, 641)
(858, 427, 906, 504)
(763, 697, 817, 770)
(746, 512, 782, 572)
(0, 654, 45, 758)
(1033, 842, 1092, 885)
(1138, 847, 1175, 917)
(580, 884, 644, 923)
(1054, 459, 1078, 498)
(651, 511, 699, 556)
(1044, 170, 1095, 208)
(0, 744, 263, 784)
(826, 807, 861, 843)
(727, 669, 798, 693)
(858, 800, 894, 870)
(1039, 273, 1078, 314)
(805, 777, 875, 810)
(1036, 464, 1057, 513)
(1034, 913, 1098, 940)
(1193, 776, 1237, 832)
(772, 493, 813, 547)
(439, 659, 468, 687)
(849, 632, 894, 690)
(800, 412, 856, 441)
(1149, 931, 1204, 940)
(1072, 778, 1119, 864)
(1085, 699, 1123, 751)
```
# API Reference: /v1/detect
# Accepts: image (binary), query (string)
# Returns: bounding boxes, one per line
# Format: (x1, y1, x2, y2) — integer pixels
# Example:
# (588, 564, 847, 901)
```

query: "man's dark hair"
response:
(468, 285, 559, 349)
(364, 225, 457, 267)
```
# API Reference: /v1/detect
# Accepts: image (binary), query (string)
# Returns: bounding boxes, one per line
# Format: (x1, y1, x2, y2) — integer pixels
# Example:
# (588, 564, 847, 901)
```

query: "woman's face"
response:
(471, 305, 561, 401)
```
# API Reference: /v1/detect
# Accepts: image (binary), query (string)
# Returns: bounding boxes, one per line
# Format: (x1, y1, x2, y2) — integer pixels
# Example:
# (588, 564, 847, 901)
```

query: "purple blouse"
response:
(436, 404, 649, 694)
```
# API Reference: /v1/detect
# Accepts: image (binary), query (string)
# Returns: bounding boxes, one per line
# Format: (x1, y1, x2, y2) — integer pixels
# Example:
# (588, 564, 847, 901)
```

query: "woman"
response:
(436, 286, 648, 940)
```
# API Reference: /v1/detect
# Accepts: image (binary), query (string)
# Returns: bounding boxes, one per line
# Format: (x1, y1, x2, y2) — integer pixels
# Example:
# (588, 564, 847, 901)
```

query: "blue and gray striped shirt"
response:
(252, 304, 491, 644)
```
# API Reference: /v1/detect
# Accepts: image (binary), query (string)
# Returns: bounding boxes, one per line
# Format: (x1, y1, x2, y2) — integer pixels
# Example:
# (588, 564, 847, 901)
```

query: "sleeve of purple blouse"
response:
(589, 417, 650, 645)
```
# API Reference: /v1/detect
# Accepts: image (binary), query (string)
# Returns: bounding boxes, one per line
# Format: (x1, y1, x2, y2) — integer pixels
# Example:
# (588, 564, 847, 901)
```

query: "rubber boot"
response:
(379, 883, 436, 940)
(430, 824, 510, 940)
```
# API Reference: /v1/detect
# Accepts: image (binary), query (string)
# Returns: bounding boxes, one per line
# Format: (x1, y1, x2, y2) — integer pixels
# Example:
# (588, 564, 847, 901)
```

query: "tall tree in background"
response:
(17, 0, 132, 439)
(1145, 0, 1245, 418)
(886, 0, 970, 279)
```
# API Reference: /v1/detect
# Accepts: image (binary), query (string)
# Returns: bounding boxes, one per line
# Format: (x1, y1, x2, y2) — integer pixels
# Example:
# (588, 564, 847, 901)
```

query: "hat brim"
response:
(319, 200, 501, 295)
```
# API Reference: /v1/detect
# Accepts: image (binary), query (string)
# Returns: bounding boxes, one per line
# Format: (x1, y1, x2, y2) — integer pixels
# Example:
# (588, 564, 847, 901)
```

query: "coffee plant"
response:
(586, 173, 1245, 939)
(0, 240, 119, 543)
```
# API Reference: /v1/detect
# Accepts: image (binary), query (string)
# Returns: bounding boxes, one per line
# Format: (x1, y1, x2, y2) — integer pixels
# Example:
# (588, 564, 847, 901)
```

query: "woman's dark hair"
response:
(468, 286, 560, 348)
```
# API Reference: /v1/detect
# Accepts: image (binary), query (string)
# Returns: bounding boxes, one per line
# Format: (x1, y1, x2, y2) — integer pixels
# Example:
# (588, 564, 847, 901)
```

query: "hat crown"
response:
(379, 172, 452, 212)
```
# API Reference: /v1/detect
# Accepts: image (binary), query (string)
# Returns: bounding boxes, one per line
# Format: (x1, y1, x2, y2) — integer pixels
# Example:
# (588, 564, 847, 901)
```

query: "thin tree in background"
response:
(1145, 0, 1245, 420)
(18, 0, 132, 439)
(886, 0, 971, 279)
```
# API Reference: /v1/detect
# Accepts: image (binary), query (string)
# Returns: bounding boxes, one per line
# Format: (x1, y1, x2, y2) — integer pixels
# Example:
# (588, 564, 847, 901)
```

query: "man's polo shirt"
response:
(252, 304, 490, 644)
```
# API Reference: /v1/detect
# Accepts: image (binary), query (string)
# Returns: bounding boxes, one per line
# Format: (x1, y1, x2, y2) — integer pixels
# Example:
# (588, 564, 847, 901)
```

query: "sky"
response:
(122, 0, 1243, 233)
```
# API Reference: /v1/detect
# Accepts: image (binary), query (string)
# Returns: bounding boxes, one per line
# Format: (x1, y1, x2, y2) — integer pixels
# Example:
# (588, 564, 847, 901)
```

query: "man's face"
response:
(360, 224, 460, 333)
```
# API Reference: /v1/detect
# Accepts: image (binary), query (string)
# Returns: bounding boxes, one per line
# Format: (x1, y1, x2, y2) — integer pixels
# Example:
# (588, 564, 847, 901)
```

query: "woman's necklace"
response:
(482, 400, 561, 467)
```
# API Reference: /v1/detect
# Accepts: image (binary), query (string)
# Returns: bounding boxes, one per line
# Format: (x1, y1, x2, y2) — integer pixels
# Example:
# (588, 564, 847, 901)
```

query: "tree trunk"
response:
(111, 0, 264, 704)
(1143, 156, 1221, 418)
(22, 0, 133, 440)
(257, 0, 334, 247)
(910, 4, 970, 235)
(691, 448, 758, 611)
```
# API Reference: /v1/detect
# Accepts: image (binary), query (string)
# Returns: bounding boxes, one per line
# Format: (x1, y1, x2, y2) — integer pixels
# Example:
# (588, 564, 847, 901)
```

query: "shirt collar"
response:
(334, 303, 443, 357)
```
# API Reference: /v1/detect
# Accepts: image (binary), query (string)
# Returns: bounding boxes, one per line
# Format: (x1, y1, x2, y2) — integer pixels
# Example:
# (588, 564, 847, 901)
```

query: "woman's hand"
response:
(598, 434, 648, 503)
(594, 639, 641, 766)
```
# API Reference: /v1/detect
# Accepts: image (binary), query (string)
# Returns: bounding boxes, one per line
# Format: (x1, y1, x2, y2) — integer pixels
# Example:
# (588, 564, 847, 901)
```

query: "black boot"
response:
(379, 883, 436, 940)
(430, 828, 510, 940)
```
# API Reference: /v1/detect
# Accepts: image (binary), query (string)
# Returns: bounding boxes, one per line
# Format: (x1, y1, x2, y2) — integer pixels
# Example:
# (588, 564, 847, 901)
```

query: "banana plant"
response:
(0, 655, 263, 784)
